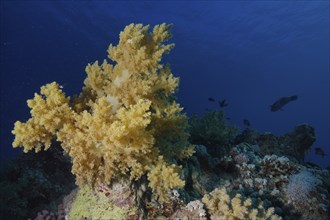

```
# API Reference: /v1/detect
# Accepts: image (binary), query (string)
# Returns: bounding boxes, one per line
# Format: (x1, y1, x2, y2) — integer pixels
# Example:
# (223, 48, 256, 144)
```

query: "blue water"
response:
(1, 1, 329, 168)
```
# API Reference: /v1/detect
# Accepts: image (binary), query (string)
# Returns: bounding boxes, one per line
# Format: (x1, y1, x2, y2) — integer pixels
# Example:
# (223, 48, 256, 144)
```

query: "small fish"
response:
(270, 95, 298, 112)
(243, 119, 250, 126)
(219, 99, 228, 108)
(315, 147, 327, 157)
(208, 97, 215, 102)
(59, 83, 68, 89)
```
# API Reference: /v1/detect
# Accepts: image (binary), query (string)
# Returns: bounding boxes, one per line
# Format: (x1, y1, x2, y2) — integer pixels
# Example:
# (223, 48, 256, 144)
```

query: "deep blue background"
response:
(1, 1, 329, 167)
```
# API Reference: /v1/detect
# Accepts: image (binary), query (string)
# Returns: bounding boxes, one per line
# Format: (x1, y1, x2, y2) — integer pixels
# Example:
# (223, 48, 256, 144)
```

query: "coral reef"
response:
(177, 129, 329, 220)
(235, 124, 316, 162)
(7, 23, 330, 220)
(214, 143, 329, 219)
(12, 23, 194, 203)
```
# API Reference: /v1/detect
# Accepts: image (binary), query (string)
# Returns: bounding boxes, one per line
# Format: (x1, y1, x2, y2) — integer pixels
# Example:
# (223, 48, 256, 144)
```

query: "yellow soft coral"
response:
(12, 23, 194, 202)
(12, 82, 74, 152)
(147, 156, 185, 202)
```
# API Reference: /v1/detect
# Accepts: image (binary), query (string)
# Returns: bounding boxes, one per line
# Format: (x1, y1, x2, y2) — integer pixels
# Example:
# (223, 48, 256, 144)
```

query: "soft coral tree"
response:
(12, 23, 194, 203)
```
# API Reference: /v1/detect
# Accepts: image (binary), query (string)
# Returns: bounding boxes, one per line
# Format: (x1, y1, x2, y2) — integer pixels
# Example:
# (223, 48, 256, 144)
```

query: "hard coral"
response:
(284, 170, 329, 220)
(285, 171, 321, 205)
(12, 23, 194, 202)
(202, 187, 281, 220)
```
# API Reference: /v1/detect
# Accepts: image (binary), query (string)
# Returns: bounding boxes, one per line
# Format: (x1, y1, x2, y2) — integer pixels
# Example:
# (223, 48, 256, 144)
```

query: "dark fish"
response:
(315, 147, 327, 157)
(270, 95, 298, 112)
(219, 99, 228, 107)
(243, 119, 250, 126)
(207, 97, 215, 102)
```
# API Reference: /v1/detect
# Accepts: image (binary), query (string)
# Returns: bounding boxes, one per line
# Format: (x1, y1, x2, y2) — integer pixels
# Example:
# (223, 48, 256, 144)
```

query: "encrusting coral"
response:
(12, 23, 194, 203)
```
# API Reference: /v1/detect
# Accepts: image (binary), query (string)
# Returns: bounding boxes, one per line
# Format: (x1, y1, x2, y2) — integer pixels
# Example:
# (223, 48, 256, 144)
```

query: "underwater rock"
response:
(235, 124, 316, 162)
(0, 145, 75, 220)
(281, 124, 316, 161)
(180, 145, 222, 201)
